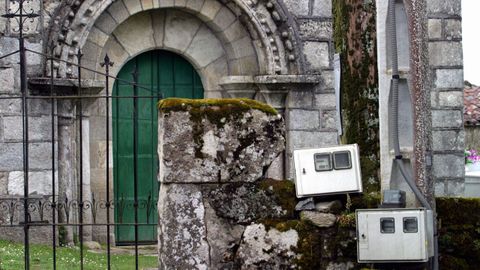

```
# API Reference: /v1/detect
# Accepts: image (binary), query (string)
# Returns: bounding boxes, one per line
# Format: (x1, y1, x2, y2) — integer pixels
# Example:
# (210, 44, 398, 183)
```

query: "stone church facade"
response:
(0, 0, 465, 244)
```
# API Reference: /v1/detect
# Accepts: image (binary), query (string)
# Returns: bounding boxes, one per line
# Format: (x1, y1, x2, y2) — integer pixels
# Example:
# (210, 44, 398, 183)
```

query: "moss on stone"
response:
(259, 179, 297, 218)
(158, 98, 278, 116)
(349, 192, 381, 211)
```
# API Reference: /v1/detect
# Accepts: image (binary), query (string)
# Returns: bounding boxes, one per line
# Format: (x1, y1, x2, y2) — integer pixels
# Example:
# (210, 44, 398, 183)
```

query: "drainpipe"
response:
(387, 0, 438, 269)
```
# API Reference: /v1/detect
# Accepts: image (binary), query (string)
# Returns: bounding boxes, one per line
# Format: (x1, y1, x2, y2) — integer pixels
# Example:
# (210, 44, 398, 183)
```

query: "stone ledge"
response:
(28, 77, 104, 96)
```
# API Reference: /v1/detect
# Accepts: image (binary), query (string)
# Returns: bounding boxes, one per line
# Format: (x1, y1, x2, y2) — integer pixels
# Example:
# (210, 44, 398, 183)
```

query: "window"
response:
(380, 217, 395, 233)
(403, 217, 418, 233)
(314, 153, 332, 171)
(333, 151, 352, 170)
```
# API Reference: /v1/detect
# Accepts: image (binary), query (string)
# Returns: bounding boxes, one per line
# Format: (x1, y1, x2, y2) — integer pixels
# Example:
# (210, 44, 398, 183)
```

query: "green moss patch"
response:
(259, 179, 297, 218)
(158, 98, 278, 115)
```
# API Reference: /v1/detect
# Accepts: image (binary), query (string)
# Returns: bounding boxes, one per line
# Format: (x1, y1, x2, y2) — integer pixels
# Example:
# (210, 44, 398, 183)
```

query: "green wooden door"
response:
(113, 50, 204, 244)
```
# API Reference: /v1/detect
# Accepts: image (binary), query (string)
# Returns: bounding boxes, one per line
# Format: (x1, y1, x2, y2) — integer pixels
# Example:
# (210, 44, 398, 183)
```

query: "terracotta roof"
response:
(464, 86, 480, 126)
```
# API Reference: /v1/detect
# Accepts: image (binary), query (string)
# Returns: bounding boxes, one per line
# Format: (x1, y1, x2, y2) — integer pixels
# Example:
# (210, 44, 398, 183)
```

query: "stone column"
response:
(57, 100, 76, 245)
(80, 113, 93, 241)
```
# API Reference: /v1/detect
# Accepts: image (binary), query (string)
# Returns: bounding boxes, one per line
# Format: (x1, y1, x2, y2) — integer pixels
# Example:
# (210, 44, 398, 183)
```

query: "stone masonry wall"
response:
(282, 0, 338, 178)
(427, 0, 465, 196)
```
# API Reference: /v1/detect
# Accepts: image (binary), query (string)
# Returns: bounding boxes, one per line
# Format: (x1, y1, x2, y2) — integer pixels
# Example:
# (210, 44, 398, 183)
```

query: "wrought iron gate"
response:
(0, 1, 161, 269)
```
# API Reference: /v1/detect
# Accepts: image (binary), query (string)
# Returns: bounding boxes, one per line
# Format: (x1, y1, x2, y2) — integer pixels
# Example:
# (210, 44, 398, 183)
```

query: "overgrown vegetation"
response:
(333, 0, 380, 192)
(0, 240, 157, 270)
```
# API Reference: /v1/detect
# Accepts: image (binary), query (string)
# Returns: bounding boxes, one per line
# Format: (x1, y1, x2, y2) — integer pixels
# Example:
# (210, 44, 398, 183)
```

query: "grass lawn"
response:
(0, 240, 158, 270)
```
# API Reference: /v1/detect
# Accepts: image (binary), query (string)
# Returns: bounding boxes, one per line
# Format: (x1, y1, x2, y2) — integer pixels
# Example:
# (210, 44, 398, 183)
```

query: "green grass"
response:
(0, 240, 157, 270)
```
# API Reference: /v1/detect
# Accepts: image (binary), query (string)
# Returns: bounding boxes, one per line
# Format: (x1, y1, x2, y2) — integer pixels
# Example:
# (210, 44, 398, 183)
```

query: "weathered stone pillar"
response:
(80, 113, 93, 241)
(157, 98, 295, 269)
(57, 100, 76, 245)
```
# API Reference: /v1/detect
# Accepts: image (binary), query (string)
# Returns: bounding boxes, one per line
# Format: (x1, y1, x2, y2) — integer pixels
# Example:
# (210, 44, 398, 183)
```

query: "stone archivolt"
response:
(46, 0, 303, 81)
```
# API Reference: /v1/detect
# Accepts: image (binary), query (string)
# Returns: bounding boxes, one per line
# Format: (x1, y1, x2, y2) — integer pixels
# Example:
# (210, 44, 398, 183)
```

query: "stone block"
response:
(431, 109, 462, 128)
(428, 42, 462, 67)
(211, 6, 236, 32)
(287, 91, 313, 108)
(201, 56, 228, 91)
(0, 37, 19, 66)
(81, 41, 101, 63)
(108, 0, 130, 23)
(3, 116, 52, 142)
(94, 12, 118, 35)
(321, 69, 334, 90)
(283, 0, 309, 17)
(446, 179, 465, 196)
(0, 171, 7, 195)
(303, 42, 330, 71)
(432, 154, 464, 178)
(222, 20, 248, 43)
(287, 131, 338, 150)
(0, 67, 15, 93)
(158, 0, 174, 8)
(313, 0, 332, 18)
(186, 0, 204, 12)
(158, 101, 285, 183)
(0, 99, 21, 116)
(199, 0, 222, 22)
(0, 143, 23, 171)
(287, 109, 319, 130)
(7, 170, 55, 195)
(87, 26, 109, 47)
(427, 0, 461, 16)
(157, 184, 209, 269)
(444, 19, 462, 40)
(102, 38, 129, 76)
(435, 69, 463, 89)
(226, 36, 256, 60)
(123, 0, 142, 14)
(299, 20, 332, 40)
(29, 142, 55, 170)
(428, 19, 442, 39)
(432, 130, 464, 151)
(315, 93, 336, 109)
(140, 0, 153, 10)
(163, 10, 202, 53)
(152, 10, 165, 47)
(185, 25, 225, 68)
(438, 91, 463, 107)
(434, 180, 446, 197)
(28, 98, 54, 116)
(236, 223, 298, 268)
(113, 12, 155, 56)
(321, 110, 337, 130)
(300, 211, 336, 227)
(315, 200, 342, 213)
(229, 55, 259, 75)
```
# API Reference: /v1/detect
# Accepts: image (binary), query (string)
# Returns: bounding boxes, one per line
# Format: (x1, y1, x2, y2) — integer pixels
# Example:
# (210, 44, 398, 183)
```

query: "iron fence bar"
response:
(77, 50, 85, 270)
(25, 48, 156, 93)
(0, 49, 20, 60)
(101, 54, 114, 270)
(132, 62, 140, 270)
(49, 44, 57, 270)
(0, 95, 165, 99)
(1, 223, 159, 227)
(18, 0, 30, 268)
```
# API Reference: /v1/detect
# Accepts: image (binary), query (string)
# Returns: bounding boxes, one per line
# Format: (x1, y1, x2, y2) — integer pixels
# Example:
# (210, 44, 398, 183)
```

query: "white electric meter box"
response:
(356, 208, 434, 263)
(293, 144, 362, 197)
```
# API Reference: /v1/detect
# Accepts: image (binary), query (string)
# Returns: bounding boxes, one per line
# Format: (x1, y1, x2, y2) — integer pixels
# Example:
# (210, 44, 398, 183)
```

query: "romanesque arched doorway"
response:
(113, 50, 204, 244)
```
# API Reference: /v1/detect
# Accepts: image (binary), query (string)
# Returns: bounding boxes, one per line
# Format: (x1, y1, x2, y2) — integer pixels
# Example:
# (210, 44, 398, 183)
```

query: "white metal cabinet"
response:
(356, 208, 434, 263)
(293, 144, 362, 197)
